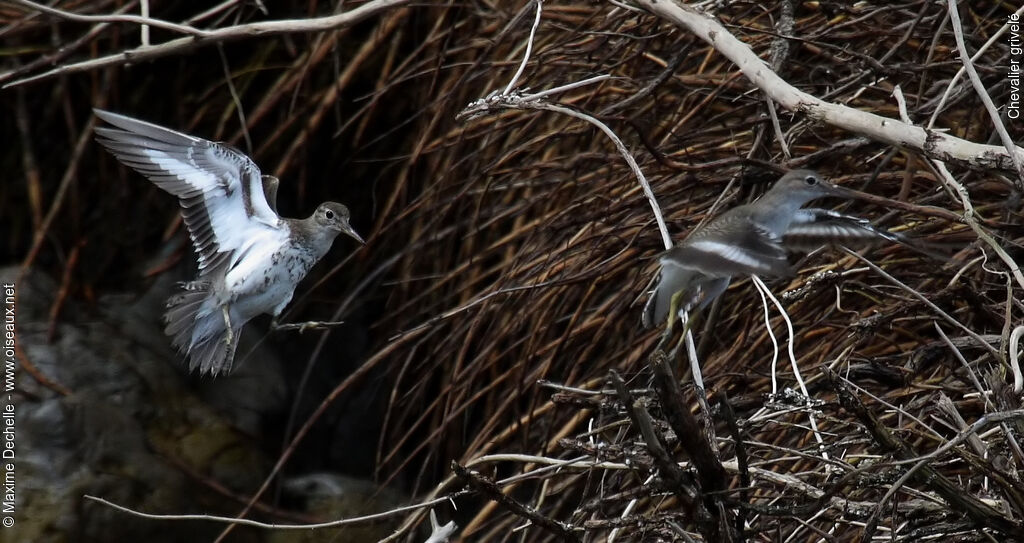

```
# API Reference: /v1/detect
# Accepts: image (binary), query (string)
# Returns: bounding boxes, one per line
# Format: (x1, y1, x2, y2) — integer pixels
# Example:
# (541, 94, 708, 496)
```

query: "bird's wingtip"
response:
(93, 108, 118, 122)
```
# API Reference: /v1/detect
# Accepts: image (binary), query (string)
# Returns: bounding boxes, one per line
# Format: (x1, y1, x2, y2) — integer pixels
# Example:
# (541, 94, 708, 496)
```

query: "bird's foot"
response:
(653, 290, 687, 353)
(270, 320, 345, 334)
(654, 324, 674, 352)
(667, 328, 689, 362)
(222, 307, 234, 346)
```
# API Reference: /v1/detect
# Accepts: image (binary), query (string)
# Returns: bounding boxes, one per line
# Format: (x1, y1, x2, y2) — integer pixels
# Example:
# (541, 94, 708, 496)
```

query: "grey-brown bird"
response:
(642, 170, 903, 328)
(94, 109, 363, 376)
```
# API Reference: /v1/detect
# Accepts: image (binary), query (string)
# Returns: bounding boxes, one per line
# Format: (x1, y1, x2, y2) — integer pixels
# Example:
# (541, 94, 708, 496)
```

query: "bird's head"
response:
(315, 202, 364, 244)
(770, 169, 858, 203)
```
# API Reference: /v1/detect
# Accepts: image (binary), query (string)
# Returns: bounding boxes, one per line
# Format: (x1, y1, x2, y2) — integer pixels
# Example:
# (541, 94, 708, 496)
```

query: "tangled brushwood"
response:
(6, 0, 1024, 541)
(375, 3, 1024, 541)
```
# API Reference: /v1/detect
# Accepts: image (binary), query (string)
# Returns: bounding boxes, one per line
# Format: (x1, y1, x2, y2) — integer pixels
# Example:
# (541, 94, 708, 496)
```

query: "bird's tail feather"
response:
(164, 284, 239, 376)
(185, 329, 241, 376)
(643, 266, 695, 329)
(643, 269, 732, 329)
(165, 287, 210, 351)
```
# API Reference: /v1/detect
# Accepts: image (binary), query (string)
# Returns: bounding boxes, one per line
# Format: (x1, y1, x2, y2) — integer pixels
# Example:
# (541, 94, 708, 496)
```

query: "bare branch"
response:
(2, 0, 412, 87)
(945, 0, 1024, 183)
(453, 462, 580, 543)
(460, 94, 673, 250)
(84, 492, 466, 530)
(11, 0, 207, 37)
(630, 0, 1024, 185)
(1011, 325, 1024, 394)
(927, 4, 1024, 129)
(503, 0, 543, 95)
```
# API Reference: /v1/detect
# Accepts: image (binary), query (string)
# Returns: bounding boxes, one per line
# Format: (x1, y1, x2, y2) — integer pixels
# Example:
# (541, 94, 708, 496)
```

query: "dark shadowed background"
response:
(3, 1, 1024, 541)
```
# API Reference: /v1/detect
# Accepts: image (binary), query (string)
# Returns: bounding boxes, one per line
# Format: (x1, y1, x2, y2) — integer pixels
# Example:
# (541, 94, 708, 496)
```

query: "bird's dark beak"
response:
(342, 221, 365, 245)
(823, 182, 861, 200)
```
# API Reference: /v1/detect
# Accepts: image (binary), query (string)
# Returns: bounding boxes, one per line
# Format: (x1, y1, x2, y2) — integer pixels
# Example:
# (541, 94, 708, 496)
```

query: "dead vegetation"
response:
(5, 0, 1024, 541)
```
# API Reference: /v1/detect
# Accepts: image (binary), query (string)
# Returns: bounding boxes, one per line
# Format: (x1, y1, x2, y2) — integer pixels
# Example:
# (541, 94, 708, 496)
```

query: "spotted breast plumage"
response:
(94, 109, 363, 376)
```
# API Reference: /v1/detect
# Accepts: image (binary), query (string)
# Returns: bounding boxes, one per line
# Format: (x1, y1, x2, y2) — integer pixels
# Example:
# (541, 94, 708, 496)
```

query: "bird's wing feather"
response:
(262, 175, 280, 214)
(786, 208, 950, 261)
(784, 208, 901, 250)
(663, 214, 790, 278)
(94, 109, 279, 274)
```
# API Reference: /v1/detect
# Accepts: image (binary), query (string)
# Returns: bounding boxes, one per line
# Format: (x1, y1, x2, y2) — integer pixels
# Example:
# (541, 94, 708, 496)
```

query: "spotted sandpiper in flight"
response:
(94, 109, 364, 376)
(642, 170, 907, 330)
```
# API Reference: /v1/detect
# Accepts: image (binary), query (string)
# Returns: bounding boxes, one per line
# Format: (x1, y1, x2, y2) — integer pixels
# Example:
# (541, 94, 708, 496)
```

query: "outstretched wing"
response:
(93, 109, 279, 275)
(784, 208, 901, 250)
(785, 208, 949, 261)
(642, 213, 791, 328)
(664, 213, 791, 278)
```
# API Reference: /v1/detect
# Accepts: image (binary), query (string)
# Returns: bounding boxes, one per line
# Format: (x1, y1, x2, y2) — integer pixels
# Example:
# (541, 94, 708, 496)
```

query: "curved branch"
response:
(631, 0, 1024, 186)
(84, 492, 465, 530)
(2, 0, 411, 88)
(13, 0, 207, 37)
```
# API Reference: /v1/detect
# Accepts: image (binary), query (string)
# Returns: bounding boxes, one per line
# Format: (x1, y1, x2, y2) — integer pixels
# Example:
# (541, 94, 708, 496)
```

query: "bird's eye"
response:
(804, 175, 818, 186)
(325, 209, 335, 220)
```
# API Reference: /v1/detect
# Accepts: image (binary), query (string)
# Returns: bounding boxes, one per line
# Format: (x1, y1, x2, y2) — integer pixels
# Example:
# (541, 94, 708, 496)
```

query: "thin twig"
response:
(841, 247, 1002, 360)
(945, 0, 1024, 185)
(139, 0, 149, 45)
(928, 160, 1024, 291)
(927, 4, 1024, 130)
(453, 463, 580, 543)
(84, 492, 467, 530)
(12, 0, 205, 37)
(217, 44, 252, 154)
(751, 275, 829, 461)
(503, 0, 543, 95)
(3, 0, 412, 87)
(1010, 326, 1024, 394)
(459, 95, 672, 250)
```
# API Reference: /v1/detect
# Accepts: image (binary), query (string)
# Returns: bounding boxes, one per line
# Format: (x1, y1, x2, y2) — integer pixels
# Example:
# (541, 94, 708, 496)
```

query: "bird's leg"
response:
(654, 290, 685, 352)
(222, 306, 234, 346)
(666, 309, 709, 394)
(665, 281, 717, 358)
(270, 316, 346, 334)
(667, 312, 697, 362)
(659, 288, 704, 391)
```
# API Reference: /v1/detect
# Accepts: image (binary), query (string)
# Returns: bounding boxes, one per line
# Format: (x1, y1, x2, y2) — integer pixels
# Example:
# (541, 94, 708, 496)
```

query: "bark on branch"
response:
(631, 0, 1024, 185)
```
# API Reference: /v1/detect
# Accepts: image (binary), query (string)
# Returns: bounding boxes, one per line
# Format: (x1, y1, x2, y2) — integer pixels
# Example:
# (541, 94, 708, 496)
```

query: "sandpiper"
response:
(642, 170, 904, 329)
(94, 109, 364, 376)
